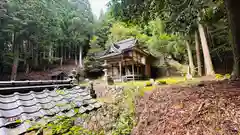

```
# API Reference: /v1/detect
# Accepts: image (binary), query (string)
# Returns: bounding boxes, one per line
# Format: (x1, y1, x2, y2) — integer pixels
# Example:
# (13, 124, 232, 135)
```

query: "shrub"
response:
(144, 81, 152, 87)
(157, 80, 167, 85)
(215, 74, 224, 80)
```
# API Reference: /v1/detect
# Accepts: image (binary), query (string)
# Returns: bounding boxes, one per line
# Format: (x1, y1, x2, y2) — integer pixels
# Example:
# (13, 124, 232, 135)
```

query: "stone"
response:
(91, 116, 97, 122)
(186, 74, 193, 80)
(96, 113, 101, 121)
(150, 78, 155, 84)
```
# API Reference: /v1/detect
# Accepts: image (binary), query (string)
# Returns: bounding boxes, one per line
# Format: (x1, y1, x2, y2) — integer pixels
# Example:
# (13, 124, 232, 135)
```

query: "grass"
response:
(79, 82, 89, 86)
(115, 76, 204, 96)
(115, 76, 189, 88)
(115, 80, 148, 87)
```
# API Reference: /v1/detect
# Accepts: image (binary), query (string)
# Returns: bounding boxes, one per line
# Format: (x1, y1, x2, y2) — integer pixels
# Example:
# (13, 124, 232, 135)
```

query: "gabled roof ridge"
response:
(115, 38, 136, 45)
(111, 43, 120, 52)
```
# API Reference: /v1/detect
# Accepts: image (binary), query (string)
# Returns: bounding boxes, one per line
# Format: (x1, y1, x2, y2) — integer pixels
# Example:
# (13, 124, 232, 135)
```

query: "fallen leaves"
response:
(133, 80, 240, 135)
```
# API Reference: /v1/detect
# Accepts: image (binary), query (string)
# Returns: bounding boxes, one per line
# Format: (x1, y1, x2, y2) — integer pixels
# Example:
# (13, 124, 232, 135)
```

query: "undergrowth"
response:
(28, 115, 102, 135)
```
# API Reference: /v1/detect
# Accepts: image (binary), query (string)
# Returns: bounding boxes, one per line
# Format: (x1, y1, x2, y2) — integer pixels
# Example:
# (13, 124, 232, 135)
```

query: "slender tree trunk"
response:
(68, 47, 71, 59)
(23, 40, 27, 65)
(163, 56, 170, 76)
(60, 45, 63, 67)
(48, 45, 52, 62)
(186, 41, 196, 76)
(198, 23, 215, 76)
(34, 44, 39, 68)
(43, 50, 46, 59)
(225, 0, 240, 79)
(25, 64, 29, 74)
(64, 47, 67, 61)
(26, 41, 29, 72)
(11, 32, 19, 80)
(75, 46, 78, 66)
(195, 31, 202, 76)
(79, 45, 83, 67)
(25, 40, 30, 74)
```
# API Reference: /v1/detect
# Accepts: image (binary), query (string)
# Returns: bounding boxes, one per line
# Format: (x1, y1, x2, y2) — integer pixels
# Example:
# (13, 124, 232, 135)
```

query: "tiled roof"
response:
(99, 52, 122, 59)
(113, 38, 136, 51)
(99, 38, 137, 59)
(0, 81, 101, 135)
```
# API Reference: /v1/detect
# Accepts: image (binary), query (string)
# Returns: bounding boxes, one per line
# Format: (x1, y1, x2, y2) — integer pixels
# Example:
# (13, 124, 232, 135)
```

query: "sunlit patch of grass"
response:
(156, 77, 186, 84)
(138, 86, 155, 96)
(215, 73, 231, 80)
(115, 80, 149, 88)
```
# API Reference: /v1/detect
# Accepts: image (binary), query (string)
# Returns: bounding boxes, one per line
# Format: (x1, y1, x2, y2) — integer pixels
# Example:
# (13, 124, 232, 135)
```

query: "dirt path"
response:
(133, 80, 240, 135)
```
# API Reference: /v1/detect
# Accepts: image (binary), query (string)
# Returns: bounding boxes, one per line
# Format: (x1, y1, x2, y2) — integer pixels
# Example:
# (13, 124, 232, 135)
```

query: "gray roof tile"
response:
(114, 38, 136, 51)
(0, 84, 101, 135)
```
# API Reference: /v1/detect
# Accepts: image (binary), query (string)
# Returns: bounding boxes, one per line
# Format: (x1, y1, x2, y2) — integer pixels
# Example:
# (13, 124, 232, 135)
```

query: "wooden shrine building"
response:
(99, 38, 155, 81)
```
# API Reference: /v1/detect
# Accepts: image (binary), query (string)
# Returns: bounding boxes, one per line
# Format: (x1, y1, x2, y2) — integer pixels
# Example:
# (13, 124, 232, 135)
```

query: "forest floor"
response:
(132, 80, 240, 135)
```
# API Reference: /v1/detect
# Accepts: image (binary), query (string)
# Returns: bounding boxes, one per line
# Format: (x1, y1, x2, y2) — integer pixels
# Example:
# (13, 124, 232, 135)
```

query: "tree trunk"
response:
(64, 47, 67, 61)
(60, 45, 63, 67)
(11, 32, 19, 80)
(68, 47, 71, 59)
(75, 46, 78, 66)
(79, 45, 83, 68)
(43, 50, 46, 59)
(198, 23, 215, 76)
(23, 40, 27, 65)
(48, 45, 52, 63)
(225, 0, 240, 79)
(25, 64, 29, 74)
(195, 31, 202, 76)
(163, 56, 170, 76)
(34, 44, 39, 68)
(186, 41, 196, 76)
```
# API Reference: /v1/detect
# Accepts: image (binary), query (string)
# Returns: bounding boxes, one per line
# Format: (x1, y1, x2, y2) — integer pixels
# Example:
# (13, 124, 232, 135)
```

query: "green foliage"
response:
(157, 80, 167, 85)
(56, 89, 65, 95)
(225, 74, 231, 79)
(28, 116, 100, 135)
(215, 73, 231, 80)
(0, 0, 94, 76)
(106, 22, 143, 47)
(144, 81, 152, 87)
(112, 111, 135, 135)
(15, 119, 21, 124)
(106, 19, 187, 63)
(108, 0, 231, 67)
(156, 77, 186, 85)
(215, 74, 224, 79)
(111, 88, 137, 135)
(139, 86, 154, 97)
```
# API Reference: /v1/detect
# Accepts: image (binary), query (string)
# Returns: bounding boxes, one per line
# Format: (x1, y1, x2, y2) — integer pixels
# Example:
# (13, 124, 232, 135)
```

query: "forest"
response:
(1, 0, 240, 135)
(0, 0, 239, 80)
